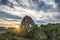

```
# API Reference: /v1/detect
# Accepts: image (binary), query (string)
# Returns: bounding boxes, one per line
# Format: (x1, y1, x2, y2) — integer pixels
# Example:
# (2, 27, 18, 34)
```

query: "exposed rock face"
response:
(21, 15, 35, 27)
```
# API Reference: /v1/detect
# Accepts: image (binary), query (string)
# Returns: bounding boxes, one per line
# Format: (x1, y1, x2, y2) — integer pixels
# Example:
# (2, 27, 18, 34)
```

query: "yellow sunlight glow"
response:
(13, 24, 23, 32)
(15, 25, 20, 29)
(13, 25, 23, 35)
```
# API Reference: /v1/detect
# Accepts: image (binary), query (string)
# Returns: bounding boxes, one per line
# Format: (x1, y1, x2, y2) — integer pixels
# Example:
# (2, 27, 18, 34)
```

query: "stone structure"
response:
(21, 15, 35, 27)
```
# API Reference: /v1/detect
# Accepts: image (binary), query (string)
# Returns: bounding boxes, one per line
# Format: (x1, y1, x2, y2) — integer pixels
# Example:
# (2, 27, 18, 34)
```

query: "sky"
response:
(0, 0, 60, 24)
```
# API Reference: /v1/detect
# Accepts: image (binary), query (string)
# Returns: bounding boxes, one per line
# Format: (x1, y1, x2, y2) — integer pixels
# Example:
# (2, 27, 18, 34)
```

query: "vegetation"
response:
(0, 23, 60, 40)
(0, 15, 59, 40)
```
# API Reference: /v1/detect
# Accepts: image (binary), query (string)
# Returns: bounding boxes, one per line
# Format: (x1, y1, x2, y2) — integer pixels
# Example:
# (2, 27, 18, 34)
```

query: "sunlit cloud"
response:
(0, 0, 60, 24)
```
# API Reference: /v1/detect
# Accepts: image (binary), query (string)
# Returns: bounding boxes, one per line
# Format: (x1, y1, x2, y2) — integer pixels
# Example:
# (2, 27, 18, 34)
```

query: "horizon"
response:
(0, 0, 60, 40)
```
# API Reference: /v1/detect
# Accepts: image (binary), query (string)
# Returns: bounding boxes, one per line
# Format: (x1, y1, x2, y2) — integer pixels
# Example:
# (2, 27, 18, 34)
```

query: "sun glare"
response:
(15, 25, 20, 29)
(13, 25, 23, 35)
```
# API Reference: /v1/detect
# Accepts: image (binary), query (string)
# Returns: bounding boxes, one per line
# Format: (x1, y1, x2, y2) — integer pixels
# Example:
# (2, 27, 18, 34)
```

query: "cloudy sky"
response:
(0, 0, 60, 24)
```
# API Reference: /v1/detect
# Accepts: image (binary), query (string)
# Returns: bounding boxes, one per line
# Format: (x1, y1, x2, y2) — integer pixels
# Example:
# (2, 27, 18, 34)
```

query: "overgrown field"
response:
(0, 23, 60, 40)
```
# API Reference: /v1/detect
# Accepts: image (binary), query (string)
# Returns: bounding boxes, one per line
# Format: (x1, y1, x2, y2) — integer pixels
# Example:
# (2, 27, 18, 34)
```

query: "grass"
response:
(0, 23, 60, 40)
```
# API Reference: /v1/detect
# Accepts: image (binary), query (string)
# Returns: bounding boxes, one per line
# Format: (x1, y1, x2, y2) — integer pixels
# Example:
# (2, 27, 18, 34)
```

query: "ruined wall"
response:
(21, 15, 35, 27)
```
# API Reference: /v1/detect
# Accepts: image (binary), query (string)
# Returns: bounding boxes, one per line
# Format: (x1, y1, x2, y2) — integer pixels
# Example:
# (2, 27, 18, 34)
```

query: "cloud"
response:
(0, 0, 1, 2)
(0, 0, 57, 11)
(1, 5, 60, 21)
(42, 0, 57, 8)
(54, 0, 60, 12)
(0, 11, 21, 19)
(0, 0, 60, 24)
